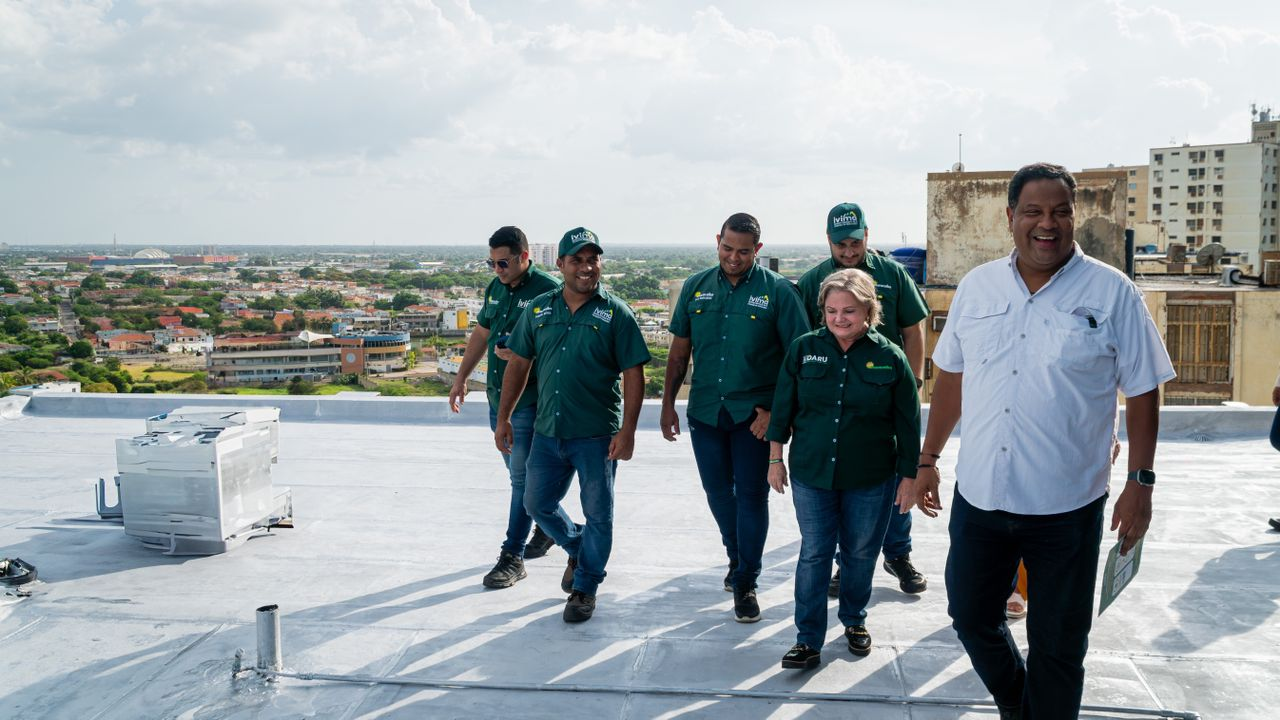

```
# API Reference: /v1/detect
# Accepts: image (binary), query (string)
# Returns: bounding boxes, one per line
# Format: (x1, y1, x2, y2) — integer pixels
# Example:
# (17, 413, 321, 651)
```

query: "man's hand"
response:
(660, 404, 681, 442)
(895, 477, 918, 513)
(913, 466, 944, 518)
(767, 462, 788, 494)
(494, 420, 514, 455)
(749, 408, 771, 441)
(1110, 481, 1153, 556)
(494, 346, 515, 362)
(448, 382, 467, 414)
(608, 429, 636, 461)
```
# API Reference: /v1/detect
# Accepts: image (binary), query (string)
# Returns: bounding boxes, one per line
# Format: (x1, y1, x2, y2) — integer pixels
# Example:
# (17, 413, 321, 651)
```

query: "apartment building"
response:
(207, 330, 410, 385)
(1147, 115, 1280, 262)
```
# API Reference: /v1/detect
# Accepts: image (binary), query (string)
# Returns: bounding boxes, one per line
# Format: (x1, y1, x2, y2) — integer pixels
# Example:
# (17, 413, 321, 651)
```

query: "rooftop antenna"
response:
(951, 132, 965, 172)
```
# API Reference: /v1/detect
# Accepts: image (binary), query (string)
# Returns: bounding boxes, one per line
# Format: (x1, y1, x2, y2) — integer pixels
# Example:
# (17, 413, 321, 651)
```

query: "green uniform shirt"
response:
(796, 253, 930, 349)
(668, 263, 810, 426)
(766, 328, 921, 489)
(507, 287, 651, 439)
(475, 264, 562, 412)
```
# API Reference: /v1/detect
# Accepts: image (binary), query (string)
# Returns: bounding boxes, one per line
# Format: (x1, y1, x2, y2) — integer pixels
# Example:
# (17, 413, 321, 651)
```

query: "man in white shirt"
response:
(902, 163, 1175, 720)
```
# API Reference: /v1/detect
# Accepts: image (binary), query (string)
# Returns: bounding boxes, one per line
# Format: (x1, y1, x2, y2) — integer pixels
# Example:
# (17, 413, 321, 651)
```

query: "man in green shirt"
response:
(796, 203, 931, 595)
(496, 228, 651, 623)
(449, 226, 562, 590)
(661, 212, 810, 623)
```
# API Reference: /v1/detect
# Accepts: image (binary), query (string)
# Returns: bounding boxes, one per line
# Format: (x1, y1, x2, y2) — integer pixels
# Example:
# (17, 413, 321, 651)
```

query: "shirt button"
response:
(831, 457, 835, 461)
(832, 438, 837, 443)
(556, 369, 561, 373)
(1020, 333, 1026, 339)
(1001, 446, 1007, 451)
(839, 383, 844, 387)
(1012, 370, 1018, 375)
(1003, 408, 1009, 413)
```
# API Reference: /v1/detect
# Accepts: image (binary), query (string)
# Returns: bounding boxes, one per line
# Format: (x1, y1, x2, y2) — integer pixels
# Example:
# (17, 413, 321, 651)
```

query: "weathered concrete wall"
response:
(1236, 291, 1280, 405)
(926, 169, 1127, 287)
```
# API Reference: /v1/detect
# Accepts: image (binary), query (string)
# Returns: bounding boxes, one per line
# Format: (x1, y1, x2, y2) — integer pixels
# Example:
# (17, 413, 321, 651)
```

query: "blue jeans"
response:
(524, 433, 616, 596)
(688, 408, 770, 592)
(790, 476, 896, 648)
(946, 489, 1105, 720)
(882, 493, 914, 558)
(489, 406, 536, 557)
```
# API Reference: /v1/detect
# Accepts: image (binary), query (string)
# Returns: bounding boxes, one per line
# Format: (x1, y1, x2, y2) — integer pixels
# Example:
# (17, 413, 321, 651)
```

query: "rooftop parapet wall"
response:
(926, 170, 1127, 287)
(15, 392, 1275, 440)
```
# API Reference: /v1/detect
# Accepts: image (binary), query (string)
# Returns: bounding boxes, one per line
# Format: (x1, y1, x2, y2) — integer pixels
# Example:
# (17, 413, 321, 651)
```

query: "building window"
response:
(1128, 210, 1136, 217)
(1153, 187, 1163, 198)
(1128, 182, 1137, 190)
(1153, 203, 1162, 214)
(1128, 196, 1136, 204)
(1129, 169, 1137, 177)
(1214, 149, 1225, 160)
(1154, 153, 1164, 164)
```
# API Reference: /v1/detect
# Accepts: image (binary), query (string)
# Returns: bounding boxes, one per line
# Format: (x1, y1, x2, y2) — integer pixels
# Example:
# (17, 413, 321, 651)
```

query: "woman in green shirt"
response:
(765, 268, 921, 670)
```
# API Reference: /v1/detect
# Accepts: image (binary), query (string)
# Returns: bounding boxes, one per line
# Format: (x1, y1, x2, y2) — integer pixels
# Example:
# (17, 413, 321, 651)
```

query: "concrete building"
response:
(152, 326, 214, 354)
(1147, 114, 1280, 263)
(1082, 164, 1150, 225)
(26, 317, 61, 332)
(529, 243, 557, 268)
(206, 330, 410, 385)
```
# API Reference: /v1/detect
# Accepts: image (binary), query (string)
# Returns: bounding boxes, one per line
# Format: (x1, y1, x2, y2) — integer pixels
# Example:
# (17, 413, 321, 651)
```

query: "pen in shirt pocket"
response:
(1070, 306, 1098, 329)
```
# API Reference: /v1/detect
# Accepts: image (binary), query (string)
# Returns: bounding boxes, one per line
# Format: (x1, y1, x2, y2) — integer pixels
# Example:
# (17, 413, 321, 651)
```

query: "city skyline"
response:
(2, 1, 1278, 246)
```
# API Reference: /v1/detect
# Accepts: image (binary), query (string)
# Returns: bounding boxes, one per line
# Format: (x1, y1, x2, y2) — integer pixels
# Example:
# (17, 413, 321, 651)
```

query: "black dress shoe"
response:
(781, 643, 821, 670)
(845, 625, 872, 656)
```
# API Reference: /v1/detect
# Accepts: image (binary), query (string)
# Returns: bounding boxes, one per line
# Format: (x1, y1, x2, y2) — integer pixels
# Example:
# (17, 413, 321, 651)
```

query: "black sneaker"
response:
(561, 556, 577, 594)
(882, 554, 928, 594)
(845, 625, 872, 656)
(781, 643, 821, 670)
(733, 588, 761, 623)
(481, 551, 526, 589)
(827, 569, 840, 598)
(563, 590, 595, 623)
(524, 525, 556, 559)
(723, 560, 738, 592)
(1269, 518, 1280, 532)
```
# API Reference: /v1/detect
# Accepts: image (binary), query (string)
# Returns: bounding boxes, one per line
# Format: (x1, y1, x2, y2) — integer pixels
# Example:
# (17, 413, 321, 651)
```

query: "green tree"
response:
(79, 274, 107, 291)
(392, 291, 422, 311)
(240, 318, 277, 333)
(68, 340, 94, 359)
(3, 315, 26, 334)
(83, 381, 116, 393)
(299, 266, 319, 279)
(287, 376, 317, 395)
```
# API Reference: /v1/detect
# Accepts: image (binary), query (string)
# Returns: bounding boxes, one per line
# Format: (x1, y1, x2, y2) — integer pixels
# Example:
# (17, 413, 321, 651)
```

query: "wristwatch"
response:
(1127, 469, 1156, 487)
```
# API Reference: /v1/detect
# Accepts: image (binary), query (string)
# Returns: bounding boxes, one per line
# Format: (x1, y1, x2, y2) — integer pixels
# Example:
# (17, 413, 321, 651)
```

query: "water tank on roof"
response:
(889, 246, 927, 285)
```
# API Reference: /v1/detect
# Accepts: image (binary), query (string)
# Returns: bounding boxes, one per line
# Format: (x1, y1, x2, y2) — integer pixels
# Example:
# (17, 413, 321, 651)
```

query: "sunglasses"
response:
(485, 258, 514, 269)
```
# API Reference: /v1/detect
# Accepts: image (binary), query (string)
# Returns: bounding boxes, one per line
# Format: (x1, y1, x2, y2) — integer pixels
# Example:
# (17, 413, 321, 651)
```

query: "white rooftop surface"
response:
(2, 397, 1278, 719)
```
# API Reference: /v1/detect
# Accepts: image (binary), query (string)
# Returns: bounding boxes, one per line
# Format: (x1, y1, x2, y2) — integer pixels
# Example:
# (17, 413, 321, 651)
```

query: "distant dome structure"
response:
(133, 248, 171, 259)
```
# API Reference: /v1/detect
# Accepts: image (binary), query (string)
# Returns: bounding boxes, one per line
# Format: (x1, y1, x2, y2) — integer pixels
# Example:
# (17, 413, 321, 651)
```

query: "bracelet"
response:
(922, 452, 941, 459)
(768, 458, 783, 464)
(916, 463, 935, 469)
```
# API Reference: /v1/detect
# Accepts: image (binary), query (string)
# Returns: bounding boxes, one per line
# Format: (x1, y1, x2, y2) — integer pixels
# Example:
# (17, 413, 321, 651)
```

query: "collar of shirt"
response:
(1005, 243, 1086, 297)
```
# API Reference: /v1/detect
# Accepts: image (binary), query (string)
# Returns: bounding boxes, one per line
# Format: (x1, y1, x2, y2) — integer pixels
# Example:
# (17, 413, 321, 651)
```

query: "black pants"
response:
(945, 488, 1105, 720)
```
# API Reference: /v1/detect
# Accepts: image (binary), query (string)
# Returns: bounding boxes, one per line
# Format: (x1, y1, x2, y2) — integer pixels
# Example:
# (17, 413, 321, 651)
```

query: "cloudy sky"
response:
(2, 1, 1277, 247)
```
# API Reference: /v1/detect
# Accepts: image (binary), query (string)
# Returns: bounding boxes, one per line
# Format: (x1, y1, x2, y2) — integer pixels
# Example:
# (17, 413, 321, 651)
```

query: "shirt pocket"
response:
(851, 362, 895, 415)
(956, 302, 1010, 358)
(797, 360, 831, 401)
(1044, 306, 1113, 370)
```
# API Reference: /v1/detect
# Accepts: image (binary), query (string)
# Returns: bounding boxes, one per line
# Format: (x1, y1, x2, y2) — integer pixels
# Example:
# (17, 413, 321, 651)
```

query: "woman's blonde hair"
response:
(817, 268, 882, 329)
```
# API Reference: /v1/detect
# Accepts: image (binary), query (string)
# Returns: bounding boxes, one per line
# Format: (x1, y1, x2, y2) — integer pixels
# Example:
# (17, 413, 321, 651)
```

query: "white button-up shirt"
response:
(932, 245, 1175, 515)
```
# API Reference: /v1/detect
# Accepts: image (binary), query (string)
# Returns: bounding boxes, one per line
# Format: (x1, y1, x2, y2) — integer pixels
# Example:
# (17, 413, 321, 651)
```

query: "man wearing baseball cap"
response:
(495, 227, 651, 623)
(448, 226, 563, 591)
(797, 203, 930, 597)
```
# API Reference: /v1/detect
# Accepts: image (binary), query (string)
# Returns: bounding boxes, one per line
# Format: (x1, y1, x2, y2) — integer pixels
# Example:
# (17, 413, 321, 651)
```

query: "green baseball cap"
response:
(827, 203, 868, 241)
(558, 227, 604, 257)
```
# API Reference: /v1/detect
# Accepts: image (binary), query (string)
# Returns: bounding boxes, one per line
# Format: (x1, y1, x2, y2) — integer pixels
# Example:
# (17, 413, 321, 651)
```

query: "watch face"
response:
(1131, 469, 1156, 486)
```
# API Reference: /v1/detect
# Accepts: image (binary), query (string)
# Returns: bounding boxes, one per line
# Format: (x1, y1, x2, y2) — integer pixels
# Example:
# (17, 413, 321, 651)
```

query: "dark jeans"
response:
(882, 497, 913, 558)
(791, 476, 896, 648)
(524, 433, 616, 596)
(945, 489, 1105, 720)
(489, 406, 536, 557)
(688, 408, 771, 592)
(1271, 404, 1280, 452)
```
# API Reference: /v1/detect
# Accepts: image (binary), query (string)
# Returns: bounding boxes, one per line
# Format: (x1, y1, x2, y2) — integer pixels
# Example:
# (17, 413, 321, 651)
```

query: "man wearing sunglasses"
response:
(449, 226, 562, 590)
